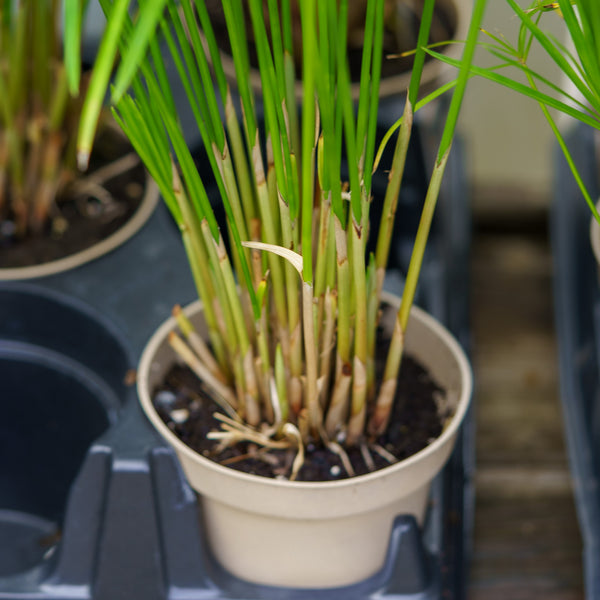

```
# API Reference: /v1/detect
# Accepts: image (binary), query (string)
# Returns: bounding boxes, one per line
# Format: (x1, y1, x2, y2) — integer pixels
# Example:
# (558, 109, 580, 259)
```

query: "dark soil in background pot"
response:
(152, 352, 447, 482)
(0, 126, 146, 269)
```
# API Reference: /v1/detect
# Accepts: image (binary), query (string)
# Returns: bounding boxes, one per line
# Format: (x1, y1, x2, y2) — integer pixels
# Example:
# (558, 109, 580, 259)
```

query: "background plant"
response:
(0, 0, 95, 238)
(429, 0, 600, 222)
(78, 0, 485, 477)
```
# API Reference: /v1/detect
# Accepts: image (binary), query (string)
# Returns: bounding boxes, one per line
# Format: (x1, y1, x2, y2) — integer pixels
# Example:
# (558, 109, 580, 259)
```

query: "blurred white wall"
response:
(459, 1, 566, 205)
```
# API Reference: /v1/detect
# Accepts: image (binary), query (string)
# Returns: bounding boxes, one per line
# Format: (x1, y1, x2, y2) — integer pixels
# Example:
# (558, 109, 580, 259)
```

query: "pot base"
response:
(203, 513, 436, 597)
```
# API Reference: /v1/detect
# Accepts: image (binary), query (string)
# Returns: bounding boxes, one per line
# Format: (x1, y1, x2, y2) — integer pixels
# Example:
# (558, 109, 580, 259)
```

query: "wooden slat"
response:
(467, 224, 584, 599)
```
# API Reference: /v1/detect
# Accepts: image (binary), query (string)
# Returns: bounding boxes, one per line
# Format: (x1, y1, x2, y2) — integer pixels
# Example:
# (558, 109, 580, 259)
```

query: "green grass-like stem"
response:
(84, 0, 483, 461)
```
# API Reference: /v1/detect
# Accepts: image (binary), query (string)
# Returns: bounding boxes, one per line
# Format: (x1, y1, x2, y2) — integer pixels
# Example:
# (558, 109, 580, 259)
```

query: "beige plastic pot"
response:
(0, 180, 158, 281)
(0, 129, 159, 281)
(137, 292, 472, 589)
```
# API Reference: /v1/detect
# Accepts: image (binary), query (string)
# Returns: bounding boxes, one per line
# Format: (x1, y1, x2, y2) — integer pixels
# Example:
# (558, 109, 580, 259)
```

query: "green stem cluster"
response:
(108, 0, 485, 450)
(0, 0, 90, 237)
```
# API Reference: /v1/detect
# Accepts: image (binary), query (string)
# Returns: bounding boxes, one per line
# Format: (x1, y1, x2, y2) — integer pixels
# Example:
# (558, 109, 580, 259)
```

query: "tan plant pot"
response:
(137, 291, 472, 589)
(0, 119, 160, 282)
(0, 179, 158, 281)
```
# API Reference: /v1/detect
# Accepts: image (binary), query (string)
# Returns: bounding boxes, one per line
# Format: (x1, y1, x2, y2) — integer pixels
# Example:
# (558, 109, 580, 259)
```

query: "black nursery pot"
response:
(0, 285, 131, 579)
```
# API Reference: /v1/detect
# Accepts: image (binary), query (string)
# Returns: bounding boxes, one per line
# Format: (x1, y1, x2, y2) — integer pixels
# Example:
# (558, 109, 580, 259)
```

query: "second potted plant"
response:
(0, 0, 159, 281)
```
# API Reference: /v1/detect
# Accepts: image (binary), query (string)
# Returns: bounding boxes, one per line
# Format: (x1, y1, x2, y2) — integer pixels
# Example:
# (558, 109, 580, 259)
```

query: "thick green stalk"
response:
(278, 192, 303, 414)
(169, 165, 230, 376)
(324, 216, 352, 438)
(78, 0, 132, 169)
(346, 220, 369, 446)
(9, 1, 26, 117)
(371, 148, 450, 438)
(224, 89, 258, 226)
(48, 66, 70, 132)
(301, 279, 321, 436)
(274, 344, 289, 424)
(252, 139, 291, 351)
(200, 217, 261, 426)
(299, 0, 317, 285)
(369, 0, 487, 437)
(173, 305, 226, 383)
(356, 0, 384, 198)
(365, 256, 378, 400)
(33, 0, 51, 107)
(64, 0, 85, 95)
(318, 289, 337, 408)
(374, 97, 414, 299)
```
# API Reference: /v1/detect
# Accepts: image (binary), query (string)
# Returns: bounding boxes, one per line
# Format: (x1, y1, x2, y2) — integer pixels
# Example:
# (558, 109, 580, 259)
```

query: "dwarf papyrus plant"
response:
(0, 0, 89, 237)
(87, 0, 484, 478)
(429, 0, 600, 223)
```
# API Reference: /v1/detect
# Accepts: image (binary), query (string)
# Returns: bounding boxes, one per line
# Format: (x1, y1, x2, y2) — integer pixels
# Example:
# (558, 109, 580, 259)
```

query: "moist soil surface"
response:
(0, 127, 146, 269)
(153, 354, 448, 482)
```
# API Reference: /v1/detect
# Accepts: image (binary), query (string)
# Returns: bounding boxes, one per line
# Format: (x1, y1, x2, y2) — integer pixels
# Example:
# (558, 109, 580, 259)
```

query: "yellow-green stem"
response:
(374, 97, 413, 299)
(369, 148, 452, 436)
(346, 220, 368, 446)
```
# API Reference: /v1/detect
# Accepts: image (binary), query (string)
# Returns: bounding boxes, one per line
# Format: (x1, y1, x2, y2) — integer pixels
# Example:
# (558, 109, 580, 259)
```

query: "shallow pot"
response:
(0, 129, 159, 282)
(137, 291, 472, 589)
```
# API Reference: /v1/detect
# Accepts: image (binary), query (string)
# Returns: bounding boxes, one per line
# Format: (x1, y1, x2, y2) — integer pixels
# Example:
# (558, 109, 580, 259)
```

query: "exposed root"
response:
(208, 413, 306, 481)
(327, 441, 355, 478)
(371, 443, 398, 465)
(360, 442, 376, 472)
(69, 152, 141, 221)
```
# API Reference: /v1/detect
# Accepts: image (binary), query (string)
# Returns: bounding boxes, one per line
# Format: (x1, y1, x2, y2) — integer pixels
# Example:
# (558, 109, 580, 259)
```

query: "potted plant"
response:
(0, 0, 159, 281)
(76, 0, 485, 589)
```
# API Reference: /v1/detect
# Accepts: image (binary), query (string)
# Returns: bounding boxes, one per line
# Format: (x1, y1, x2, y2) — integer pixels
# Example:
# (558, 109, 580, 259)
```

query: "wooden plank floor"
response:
(467, 201, 584, 599)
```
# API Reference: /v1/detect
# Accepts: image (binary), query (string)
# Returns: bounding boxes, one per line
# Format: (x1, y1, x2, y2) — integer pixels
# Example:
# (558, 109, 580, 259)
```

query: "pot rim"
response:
(137, 291, 472, 491)
(0, 177, 159, 282)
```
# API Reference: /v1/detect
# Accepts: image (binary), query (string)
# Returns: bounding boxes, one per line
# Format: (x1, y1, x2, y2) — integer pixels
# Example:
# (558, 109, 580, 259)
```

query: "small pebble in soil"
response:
(51, 216, 69, 238)
(155, 390, 177, 409)
(170, 408, 190, 424)
(329, 465, 341, 477)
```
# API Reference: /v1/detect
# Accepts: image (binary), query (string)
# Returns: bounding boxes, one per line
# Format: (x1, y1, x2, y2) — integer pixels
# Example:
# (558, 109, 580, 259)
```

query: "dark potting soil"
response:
(152, 355, 448, 482)
(0, 127, 146, 269)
